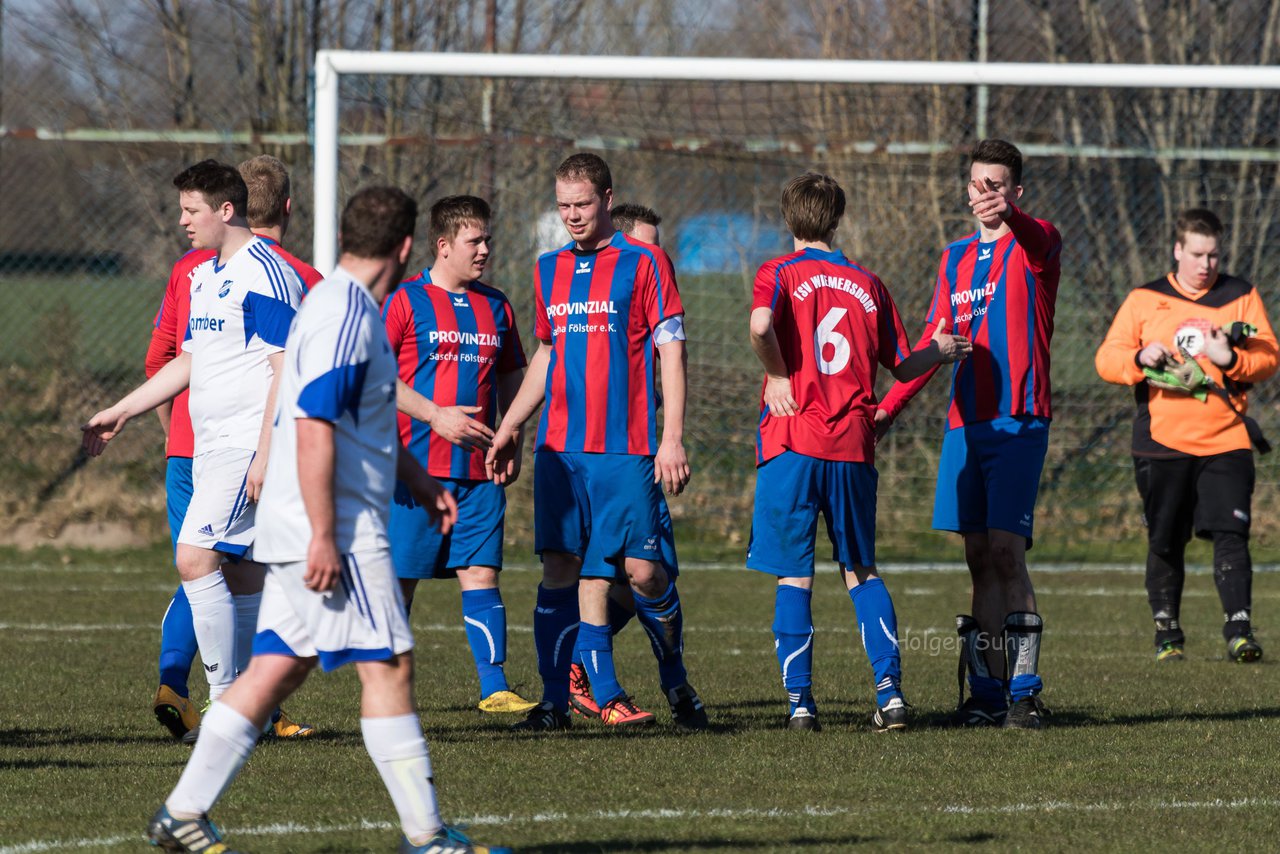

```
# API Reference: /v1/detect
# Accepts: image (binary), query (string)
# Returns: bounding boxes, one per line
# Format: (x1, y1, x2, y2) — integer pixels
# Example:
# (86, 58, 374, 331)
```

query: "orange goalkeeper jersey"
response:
(1095, 273, 1277, 458)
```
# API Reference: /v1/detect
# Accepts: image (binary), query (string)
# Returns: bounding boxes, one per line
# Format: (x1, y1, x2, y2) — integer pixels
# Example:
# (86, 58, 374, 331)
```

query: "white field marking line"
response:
(11, 561, 1280, 576)
(7, 799, 1280, 853)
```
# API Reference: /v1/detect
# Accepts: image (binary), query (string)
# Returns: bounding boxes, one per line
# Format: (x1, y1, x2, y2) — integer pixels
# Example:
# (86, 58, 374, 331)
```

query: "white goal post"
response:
(311, 50, 1280, 274)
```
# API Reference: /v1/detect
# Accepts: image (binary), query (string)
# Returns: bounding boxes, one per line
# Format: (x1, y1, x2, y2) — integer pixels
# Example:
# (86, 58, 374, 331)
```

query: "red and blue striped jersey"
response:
(533, 231, 683, 455)
(383, 270, 526, 480)
(752, 248, 911, 465)
(145, 234, 322, 458)
(879, 206, 1061, 429)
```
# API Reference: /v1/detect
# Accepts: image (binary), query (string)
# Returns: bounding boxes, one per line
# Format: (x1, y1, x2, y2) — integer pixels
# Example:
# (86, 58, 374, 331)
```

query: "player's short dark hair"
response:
(611, 203, 661, 236)
(555, 152, 612, 195)
(971, 138, 1023, 186)
(780, 173, 845, 242)
(238, 155, 290, 228)
(339, 186, 418, 259)
(173, 159, 247, 217)
(429, 195, 491, 254)
(1175, 208, 1224, 244)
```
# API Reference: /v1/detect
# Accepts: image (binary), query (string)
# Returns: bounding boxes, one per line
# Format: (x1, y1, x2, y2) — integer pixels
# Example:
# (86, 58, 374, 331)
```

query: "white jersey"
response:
(183, 235, 304, 452)
(254, 266, 399, 562)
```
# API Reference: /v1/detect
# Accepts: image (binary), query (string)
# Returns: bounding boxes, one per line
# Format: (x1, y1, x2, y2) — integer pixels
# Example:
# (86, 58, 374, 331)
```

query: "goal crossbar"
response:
(313, 50, 1280, 272)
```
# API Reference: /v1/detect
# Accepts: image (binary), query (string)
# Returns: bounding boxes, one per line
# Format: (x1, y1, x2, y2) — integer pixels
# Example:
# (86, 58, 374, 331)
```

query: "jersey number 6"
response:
(815, 307, 851, 375)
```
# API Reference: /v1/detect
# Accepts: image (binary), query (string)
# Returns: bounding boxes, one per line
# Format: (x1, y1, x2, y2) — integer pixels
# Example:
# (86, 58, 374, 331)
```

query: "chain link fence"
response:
(4, 0, 1280, 562)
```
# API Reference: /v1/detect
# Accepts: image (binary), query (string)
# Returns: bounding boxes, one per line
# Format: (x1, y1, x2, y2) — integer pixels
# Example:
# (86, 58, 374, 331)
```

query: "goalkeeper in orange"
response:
(1096, 208, 1278, 663)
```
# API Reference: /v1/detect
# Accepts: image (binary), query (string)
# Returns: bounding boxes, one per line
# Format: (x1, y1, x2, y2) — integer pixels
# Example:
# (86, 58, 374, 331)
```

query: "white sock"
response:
(183, 571, 236, 701)
(166, 701, 260, 818)
(361, 714, 443, 842)
(232, 592, 262, 677)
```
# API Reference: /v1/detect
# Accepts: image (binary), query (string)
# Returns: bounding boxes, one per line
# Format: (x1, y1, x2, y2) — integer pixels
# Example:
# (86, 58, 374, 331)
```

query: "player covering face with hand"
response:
(876, 139, 1062, 730)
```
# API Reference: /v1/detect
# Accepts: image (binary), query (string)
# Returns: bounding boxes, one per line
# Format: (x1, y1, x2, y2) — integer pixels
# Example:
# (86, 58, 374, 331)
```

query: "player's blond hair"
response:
(238, 155, 291, 229)
(781, 173, 845, 242)
(555, 152, 612, 196)
(429, 195, 491, 255)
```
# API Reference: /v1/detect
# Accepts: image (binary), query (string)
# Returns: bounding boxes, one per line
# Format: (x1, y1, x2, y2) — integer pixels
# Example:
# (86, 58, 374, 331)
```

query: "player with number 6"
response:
(746, 172, 969, 733)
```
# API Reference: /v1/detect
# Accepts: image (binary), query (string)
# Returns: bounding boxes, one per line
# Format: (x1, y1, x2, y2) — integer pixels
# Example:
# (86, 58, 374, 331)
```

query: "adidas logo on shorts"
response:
(198, 524, 215, 537)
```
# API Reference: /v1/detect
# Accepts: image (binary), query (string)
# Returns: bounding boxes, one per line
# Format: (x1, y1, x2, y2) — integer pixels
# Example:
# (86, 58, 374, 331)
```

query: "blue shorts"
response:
(534, 451, 676, 580)
(746, 451, 878, 577)
(932, 416, 1049, 542)
(389, 478, 505, 579)
(165, 456, 194, 559)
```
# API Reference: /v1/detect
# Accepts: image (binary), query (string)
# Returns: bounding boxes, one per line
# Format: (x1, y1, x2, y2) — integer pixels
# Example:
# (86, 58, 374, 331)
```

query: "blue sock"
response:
(849, 577, 902, 706)
(632, 580, 687, 691)
(532, 585, 578, 711)
(574, 592, 635, 666)
(461, 588, 509, 700)
(158, 586, 198, 697)
(970, 674, 1008, 708)
(1008, 673, 1043, 702)
(773, 585, 815, 713)
(576, 621, 624, 706)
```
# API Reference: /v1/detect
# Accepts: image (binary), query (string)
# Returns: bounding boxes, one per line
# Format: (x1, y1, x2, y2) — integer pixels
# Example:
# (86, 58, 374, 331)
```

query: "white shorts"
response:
(253, 549, 414, 672)
(177, 448, 257, 559)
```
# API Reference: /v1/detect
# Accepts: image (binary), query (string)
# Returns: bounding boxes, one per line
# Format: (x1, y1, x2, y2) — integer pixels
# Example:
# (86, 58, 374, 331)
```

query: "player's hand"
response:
(873, 409, 892, 442)
(485, 426, 522, 485)
(1203, 326, 1236, 368)
(931, 317, 972, 363)
(1138, 341, 1174, 368)
(763, 374, 799, 417)
(81, 406, 129, 457)
(411, 475, 458, 535)
(429, 405, 494, 451)
(245, 452, 268, 503)
(304, 534, 343, 593)
(969, 178, 1011, 226)
(655, 438, 691, 496)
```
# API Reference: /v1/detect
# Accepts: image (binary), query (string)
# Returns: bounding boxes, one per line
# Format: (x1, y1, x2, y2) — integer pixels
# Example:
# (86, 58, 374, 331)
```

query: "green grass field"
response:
(3, 547, 1280, 852)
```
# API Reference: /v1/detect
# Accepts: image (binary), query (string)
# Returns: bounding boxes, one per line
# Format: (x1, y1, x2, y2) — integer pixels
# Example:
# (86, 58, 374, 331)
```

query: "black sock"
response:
(1212, 531, 1253, 640)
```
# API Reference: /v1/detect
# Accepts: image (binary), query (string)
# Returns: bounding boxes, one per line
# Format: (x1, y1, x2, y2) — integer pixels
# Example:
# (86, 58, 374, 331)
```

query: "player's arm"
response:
(397, 445, 458, 534)
(82, 352, 192, 456)
(875, 264, 952, 434)
(655, 333, 691, 496)
(970, 182, 1061, 266)
(491, 367, 527, 485)
(1221, 289, 1280, 384)
(1095, 294, 1153, 385)
(749, 306, 798, 417)
(296, 417, 342, 592)
(146, 270, 183, 438)
(244, 350, 285, 503)
(395, 379, 493, 450)
(486, 341, 550, 485)
(890, 316, 971, 382)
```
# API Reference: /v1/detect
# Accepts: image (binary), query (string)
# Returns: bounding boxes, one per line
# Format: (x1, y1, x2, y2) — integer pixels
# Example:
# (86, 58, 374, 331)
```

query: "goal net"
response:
(313, 51, 1280, 565)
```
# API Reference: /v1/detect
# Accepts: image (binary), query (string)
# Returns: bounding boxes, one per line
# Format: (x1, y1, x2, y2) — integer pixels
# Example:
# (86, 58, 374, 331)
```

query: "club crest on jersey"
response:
(218, 280, 232, 299)
(575, 261, 592, 275)
(1174, 319, 1213, 356)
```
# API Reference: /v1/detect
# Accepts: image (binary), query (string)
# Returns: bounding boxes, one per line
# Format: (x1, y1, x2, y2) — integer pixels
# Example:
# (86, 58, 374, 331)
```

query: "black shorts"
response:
(1134, 450, 1254, 553)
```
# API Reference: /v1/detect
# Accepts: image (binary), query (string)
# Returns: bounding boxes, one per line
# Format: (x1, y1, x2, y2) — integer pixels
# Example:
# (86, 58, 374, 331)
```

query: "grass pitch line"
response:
(8, 800, 1280, 853)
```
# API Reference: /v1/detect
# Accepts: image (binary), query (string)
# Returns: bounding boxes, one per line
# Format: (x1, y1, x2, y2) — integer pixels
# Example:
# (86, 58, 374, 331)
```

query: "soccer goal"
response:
(311, 50, 1280, 565)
